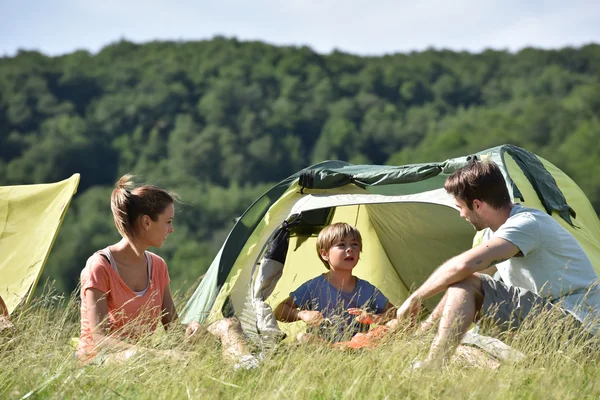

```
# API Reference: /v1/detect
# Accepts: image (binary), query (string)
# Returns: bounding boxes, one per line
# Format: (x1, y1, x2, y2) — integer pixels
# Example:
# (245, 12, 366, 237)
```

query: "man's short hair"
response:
(444, 160, 511, 210)
(316, 222, 363, 269)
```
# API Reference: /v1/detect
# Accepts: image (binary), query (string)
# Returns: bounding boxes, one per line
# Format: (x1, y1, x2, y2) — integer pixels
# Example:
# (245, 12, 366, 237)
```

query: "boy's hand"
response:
(347, 308, 379, 325)
(297, 310, 325, 326)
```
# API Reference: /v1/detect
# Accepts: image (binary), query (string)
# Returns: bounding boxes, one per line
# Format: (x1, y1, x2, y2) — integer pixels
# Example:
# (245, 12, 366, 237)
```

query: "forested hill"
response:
(1, 38, 599, 294)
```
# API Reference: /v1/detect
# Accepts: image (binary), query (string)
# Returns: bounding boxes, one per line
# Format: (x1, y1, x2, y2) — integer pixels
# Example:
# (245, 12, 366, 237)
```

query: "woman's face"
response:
(142, 203, 175, 248)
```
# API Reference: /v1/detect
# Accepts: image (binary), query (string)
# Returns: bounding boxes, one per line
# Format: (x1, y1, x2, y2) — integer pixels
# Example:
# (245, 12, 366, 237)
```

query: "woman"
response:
(78, 175, 198, 361)
(78, 174, 258, 368)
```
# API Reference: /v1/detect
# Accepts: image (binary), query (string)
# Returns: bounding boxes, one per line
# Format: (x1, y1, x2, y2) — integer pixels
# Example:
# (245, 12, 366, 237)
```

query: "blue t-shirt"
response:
(290, 274, 389, 342)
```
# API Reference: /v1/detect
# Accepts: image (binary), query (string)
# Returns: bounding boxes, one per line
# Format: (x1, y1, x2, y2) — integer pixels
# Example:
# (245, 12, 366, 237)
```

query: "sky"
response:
(1, 0, 599, 57)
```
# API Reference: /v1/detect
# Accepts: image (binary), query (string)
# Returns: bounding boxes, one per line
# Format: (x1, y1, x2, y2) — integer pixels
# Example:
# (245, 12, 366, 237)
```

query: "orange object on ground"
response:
(332, 325, 391, 349)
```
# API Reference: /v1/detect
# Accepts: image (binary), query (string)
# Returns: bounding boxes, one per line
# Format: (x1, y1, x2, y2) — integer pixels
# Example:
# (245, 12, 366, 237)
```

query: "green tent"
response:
(180, 145, 600, 341)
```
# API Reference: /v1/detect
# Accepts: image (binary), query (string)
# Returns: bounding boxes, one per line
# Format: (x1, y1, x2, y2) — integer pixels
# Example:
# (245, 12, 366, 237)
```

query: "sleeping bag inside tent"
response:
(181, 144, 600, 342)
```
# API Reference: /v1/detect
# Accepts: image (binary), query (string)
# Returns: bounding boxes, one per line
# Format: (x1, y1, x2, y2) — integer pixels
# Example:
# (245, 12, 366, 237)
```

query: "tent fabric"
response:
(500, 144, 576, 225)
(299, 163, 444, 190)
(288, 188, 455, 215)
(181, 145, 600, 333)
(252, 220, 295, 301)
(0, 174, 80, 315)
(299, 145, 576, 226)
(249, 221, 294, 339)
(180, 183, 306, 324)
(503, 155, 600, 277)
(214, 161, 350, 290)
(180, 246, 223, 323)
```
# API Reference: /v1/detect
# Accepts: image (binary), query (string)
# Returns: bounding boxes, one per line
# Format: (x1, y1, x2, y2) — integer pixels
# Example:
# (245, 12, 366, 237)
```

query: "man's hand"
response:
(297, 310, 325, 326)
(396, 295, 422, 327)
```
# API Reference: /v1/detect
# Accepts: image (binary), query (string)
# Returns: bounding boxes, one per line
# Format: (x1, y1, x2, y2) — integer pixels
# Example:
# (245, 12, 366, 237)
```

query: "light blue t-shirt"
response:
(290, 274, 389, 342)
(483, 204, 600, 333)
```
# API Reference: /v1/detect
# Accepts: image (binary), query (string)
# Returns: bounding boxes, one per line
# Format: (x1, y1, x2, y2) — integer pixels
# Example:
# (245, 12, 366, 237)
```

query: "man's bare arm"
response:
(411, 237, 519, 302)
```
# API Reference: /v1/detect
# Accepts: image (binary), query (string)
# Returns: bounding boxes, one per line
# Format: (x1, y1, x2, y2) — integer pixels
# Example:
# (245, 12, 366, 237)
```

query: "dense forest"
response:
(1, 38, 599, 295)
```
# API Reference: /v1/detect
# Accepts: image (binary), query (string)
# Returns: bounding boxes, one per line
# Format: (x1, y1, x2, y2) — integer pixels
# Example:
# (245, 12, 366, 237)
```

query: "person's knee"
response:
(449, 275, 481, 293)
(221, 317, 242, 329)
(448, 275, 484, 304)
(206, 317, 243, 337)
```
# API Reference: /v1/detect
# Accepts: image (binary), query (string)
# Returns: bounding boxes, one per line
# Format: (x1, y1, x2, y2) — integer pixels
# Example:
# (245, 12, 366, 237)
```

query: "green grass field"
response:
(2, 288, 599, 400)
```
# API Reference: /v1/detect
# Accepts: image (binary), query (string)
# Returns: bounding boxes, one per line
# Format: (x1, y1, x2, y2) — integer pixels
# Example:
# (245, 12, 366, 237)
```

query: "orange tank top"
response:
(77, 248, 170, 359)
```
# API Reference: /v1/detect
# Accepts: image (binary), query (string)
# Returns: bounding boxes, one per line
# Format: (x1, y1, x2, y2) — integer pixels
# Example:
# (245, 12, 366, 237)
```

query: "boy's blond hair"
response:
(316, 222, 363, 269)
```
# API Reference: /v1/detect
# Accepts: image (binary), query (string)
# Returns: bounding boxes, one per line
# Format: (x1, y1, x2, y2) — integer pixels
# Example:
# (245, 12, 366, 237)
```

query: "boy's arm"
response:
(348, 301, 397, 325)
(274, 296, 301, 322)
(274, 296, 325, 326)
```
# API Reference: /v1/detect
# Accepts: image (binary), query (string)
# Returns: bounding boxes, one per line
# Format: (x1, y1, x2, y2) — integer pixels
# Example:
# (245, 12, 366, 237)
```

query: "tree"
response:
(1, 40, 599, 296)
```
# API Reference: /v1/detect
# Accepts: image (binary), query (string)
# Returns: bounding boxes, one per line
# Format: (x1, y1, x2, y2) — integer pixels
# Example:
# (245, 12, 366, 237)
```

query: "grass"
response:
(1, 288, 599, 399)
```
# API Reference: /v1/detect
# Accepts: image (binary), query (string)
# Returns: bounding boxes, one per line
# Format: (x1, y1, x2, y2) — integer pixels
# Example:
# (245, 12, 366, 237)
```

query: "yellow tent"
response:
(0, 174, 80, 315)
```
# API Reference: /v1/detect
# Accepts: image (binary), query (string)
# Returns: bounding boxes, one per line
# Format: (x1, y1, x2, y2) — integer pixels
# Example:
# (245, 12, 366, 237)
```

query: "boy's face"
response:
(320, 234, 360, 271)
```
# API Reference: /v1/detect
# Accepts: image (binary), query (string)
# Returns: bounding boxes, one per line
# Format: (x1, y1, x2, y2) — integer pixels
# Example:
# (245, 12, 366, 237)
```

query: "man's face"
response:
(455, 198, 487, 231)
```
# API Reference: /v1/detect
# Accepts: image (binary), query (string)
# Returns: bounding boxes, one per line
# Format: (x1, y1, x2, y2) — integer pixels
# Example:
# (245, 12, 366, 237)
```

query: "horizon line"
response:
(2, 35, 599, 59)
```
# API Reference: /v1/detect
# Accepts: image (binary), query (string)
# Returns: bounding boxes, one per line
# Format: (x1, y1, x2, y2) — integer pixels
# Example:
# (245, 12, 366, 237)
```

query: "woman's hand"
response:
(297, 310, 325, 326)
(185, 321, 203, 340)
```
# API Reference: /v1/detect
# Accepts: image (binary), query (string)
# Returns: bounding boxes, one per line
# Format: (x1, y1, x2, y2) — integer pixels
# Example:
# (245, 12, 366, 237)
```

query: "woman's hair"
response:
(316, 222, 363, 269)
(444, 160, 511, 210)
(110, 174, 176, 240)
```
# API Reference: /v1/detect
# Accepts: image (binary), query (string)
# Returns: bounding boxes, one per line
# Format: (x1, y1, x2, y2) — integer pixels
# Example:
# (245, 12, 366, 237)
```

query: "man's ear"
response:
(472, 199, 482, 211)
(319, 248, 329, 262)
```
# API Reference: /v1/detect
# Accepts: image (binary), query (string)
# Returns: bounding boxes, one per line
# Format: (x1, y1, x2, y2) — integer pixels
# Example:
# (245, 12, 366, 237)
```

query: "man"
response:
(397, 160, 600, 367)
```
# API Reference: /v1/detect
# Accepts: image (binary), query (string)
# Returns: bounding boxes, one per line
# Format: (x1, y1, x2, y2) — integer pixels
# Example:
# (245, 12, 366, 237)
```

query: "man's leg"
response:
(424, 275, 484, 367)
(418, 291, 449, 334)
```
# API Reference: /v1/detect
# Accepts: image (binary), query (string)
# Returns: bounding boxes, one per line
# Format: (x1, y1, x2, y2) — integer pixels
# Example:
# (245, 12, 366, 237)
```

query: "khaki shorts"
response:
(479, 274, 574, 331)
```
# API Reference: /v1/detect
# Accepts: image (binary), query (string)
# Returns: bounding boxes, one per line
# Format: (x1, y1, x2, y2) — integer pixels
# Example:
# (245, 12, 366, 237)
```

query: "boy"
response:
(274, 222, 396, 343)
